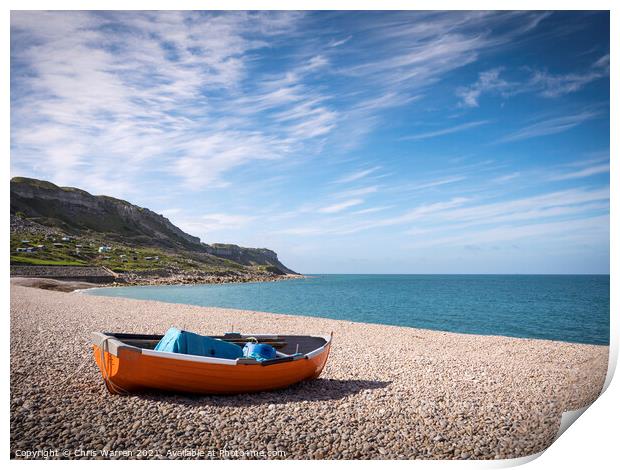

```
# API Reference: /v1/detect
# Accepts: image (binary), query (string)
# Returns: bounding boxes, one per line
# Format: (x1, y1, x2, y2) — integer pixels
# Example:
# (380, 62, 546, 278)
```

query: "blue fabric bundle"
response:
(243, 342, 277, 361)
(154, 327, 244, 360)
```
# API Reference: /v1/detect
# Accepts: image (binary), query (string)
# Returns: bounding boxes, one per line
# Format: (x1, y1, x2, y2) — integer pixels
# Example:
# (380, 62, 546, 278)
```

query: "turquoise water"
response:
(87, 274, 610, 345)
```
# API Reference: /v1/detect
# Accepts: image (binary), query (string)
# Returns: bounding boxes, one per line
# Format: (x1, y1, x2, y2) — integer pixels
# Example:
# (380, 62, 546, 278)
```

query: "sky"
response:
(10, 11, 610, 274)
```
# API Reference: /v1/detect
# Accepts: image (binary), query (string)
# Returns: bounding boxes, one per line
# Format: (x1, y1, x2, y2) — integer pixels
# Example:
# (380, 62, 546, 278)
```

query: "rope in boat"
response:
(99, 337, 131, 395)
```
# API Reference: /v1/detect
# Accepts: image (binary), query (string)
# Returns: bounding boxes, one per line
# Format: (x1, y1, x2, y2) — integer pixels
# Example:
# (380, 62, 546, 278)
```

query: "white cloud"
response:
(351, 206, 391, 215)
(407, 176, 467, 190)
(434, 187, 609, 228)
(548, 164, 609, 181)
(412, 215, 609, 249)
(492, 172, 520, 183)
(496, 111, 600, 143)
(531, 54, 610, 98)
(456, 68, 513, 107)
(339, 11, 549, 92)
(329, 35, 352, 47)
(317, 198, 364, 214)
(283, 197, 470, 237)
(402, 120, 489, 141)
(277, 185, 609, 239)
(367, 198, 469, 229)
(10, 11, 338, 194)
(10, 11, 609, 271)
(334, 166, 382, 184)
(456, 54, 609, 107)
(334, 186, 379, 198)
(176, 213, 257, 237)
(11, 11, 561, 198)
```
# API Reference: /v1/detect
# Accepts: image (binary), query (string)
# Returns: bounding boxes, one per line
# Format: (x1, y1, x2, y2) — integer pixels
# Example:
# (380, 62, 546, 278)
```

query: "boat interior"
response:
(105, 332, 329, 356)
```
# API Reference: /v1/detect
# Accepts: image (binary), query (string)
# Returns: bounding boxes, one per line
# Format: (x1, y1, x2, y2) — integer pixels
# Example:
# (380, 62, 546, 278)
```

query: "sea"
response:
(85, 274, 610, 345)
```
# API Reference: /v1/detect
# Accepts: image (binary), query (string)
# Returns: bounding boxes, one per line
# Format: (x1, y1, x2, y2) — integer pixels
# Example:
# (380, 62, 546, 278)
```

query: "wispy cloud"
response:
(495, 111, 600, 143)
(492, 172, 520, 183)
(456, 68, 514, 107)
(401, 120, 489, 141)
(370, 198, 470, 229)
(10, 11, 336, 193)
(410, 215, 609, 249)
(317, 198, 364, 214)
(174, 212, 257, 240)
(407, 176, 467, 190)
(531, 54, 610, 98)
(278, 185, 608, 239)
(337, 11, 549, 90)
(10, 11, 610, 273)
(334, 166, 382, 184)
(329, 35, 352, 47)
(9, 11, 559, 195)
(435, 187, 609, 228)
(457, 54, 610, 106)
(281, 197, 470, 236)
(351, 206, 391, 215)
(334, 186, 379, 198)
(548, 163, 609, 181)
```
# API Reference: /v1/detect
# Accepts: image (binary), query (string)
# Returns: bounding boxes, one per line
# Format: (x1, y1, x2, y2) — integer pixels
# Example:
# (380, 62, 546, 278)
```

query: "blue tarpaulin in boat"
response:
(243, 342, 277, 361)
(154, 327, 244, 360)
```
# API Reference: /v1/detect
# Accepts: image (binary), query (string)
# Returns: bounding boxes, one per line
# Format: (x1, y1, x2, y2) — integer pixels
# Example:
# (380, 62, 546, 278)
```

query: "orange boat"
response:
(92, 331, 332, 395)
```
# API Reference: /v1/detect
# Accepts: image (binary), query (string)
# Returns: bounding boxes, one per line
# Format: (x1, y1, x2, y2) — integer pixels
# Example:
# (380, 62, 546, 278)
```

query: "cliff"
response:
(205, 243, 294, 275)
(11, 177, 202, 251)
(10, 177, 296, 275)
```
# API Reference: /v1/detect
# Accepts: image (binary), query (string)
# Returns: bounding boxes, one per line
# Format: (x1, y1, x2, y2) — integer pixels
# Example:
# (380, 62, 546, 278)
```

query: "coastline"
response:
(9, 272, 304, 293)
(116, 271, 305, 287)
(10, 283, 608, 460)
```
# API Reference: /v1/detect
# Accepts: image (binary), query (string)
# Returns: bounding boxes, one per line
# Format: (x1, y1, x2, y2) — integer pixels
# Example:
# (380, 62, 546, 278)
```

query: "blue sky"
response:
(10, 11, 610, 274)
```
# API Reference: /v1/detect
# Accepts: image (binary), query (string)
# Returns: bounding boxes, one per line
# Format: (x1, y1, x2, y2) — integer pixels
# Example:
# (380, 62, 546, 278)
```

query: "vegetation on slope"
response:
(10, 229, 254, 274)
(10, 177, 296, 275)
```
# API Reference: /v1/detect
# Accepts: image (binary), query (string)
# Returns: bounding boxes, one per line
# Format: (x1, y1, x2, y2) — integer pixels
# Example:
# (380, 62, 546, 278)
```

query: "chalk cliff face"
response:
(11, 177, 203, 250)
(10, 177, 296, 274)
(205, 243, 294, 274)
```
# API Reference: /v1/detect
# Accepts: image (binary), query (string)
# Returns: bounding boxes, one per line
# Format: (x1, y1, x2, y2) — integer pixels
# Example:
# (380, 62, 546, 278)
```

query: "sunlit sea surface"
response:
(86, 274, 610, 345)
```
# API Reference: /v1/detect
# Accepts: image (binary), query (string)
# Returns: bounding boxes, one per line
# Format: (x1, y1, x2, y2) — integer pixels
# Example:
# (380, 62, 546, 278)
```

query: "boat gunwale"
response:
(92, 331, 332, 367)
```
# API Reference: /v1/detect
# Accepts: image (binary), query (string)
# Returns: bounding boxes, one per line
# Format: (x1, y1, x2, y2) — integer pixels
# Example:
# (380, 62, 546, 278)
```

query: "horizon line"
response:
(300, 272, 610, 276)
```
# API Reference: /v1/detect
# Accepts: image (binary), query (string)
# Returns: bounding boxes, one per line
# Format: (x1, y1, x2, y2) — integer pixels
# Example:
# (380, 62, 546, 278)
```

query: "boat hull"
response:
(92, 333, 331, 395)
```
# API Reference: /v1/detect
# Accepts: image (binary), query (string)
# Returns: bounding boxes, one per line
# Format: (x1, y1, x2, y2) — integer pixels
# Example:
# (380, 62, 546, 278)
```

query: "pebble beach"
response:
(10, 282, 608, 460)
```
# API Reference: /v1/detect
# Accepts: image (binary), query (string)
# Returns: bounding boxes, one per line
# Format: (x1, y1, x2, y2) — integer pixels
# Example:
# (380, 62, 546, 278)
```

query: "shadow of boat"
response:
(136, 378, 391, 406)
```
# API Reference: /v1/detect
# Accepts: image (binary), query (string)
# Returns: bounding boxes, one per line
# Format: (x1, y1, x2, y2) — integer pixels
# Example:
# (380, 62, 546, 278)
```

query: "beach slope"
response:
(10, 284, 608, 460)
